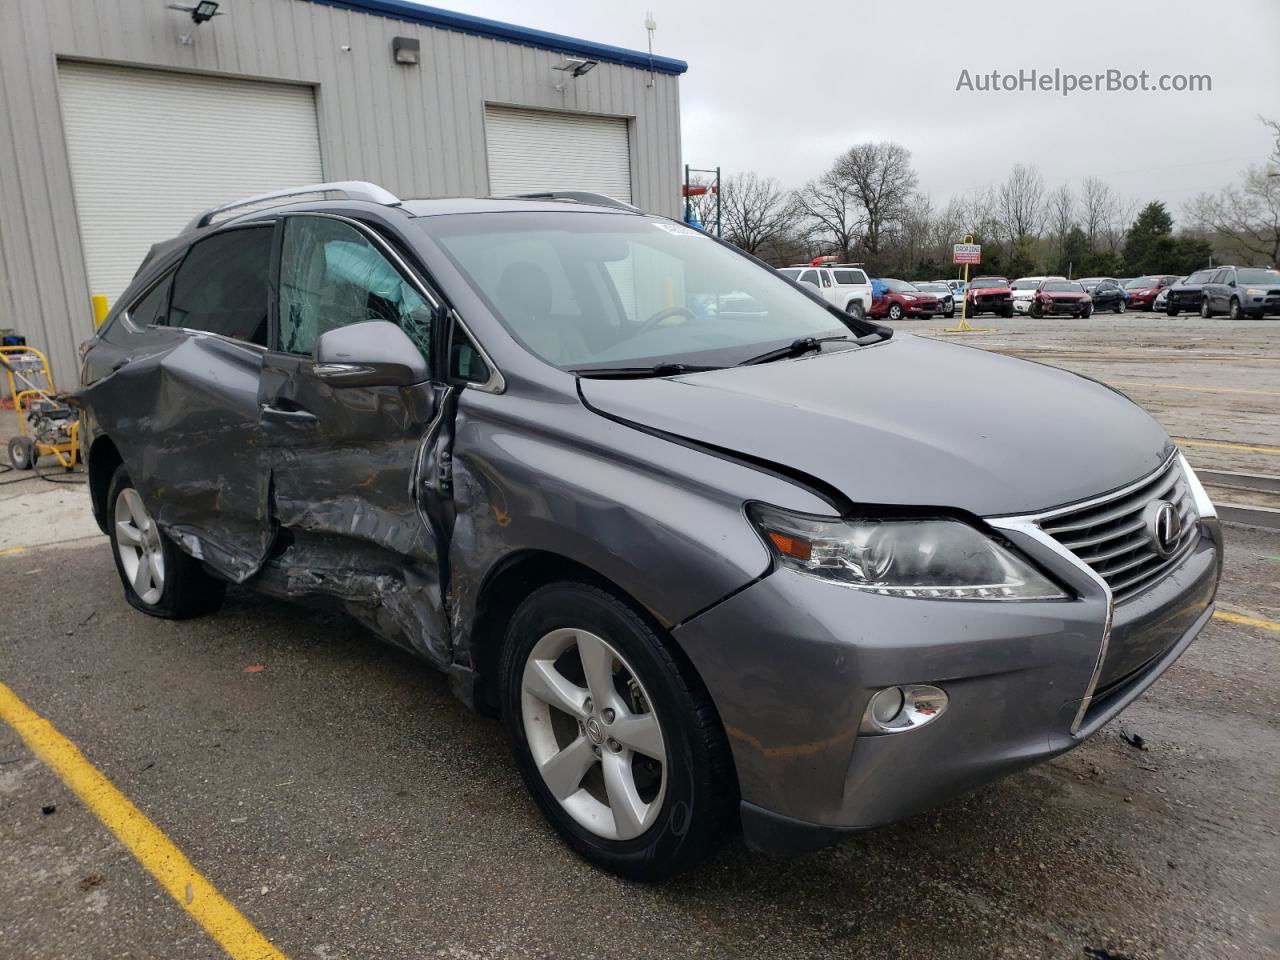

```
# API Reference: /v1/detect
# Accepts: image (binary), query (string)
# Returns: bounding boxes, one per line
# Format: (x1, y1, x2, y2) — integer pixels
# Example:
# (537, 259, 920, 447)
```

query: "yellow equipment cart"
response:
(1, 345, 80, 471)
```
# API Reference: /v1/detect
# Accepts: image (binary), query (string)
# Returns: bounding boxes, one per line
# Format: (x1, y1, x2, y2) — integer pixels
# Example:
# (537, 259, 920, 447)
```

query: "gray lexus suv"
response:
(78, 182, 1223, 879)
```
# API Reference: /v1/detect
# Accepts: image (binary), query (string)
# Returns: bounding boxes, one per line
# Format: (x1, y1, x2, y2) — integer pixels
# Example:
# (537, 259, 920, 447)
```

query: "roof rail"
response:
(506, 191, 640, 213)
(185, 181, 401, 232)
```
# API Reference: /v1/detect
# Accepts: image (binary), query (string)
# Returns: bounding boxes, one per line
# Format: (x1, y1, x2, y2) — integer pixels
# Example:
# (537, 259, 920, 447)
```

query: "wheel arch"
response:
(87, 434, 124, 534)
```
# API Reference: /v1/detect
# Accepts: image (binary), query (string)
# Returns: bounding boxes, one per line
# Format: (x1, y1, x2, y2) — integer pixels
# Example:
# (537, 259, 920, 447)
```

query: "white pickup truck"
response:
(778, 263, 872, 319)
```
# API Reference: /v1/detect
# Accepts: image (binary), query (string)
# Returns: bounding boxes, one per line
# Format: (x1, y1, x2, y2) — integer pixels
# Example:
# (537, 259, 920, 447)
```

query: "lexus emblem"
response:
(1144, 500, 1181, 558)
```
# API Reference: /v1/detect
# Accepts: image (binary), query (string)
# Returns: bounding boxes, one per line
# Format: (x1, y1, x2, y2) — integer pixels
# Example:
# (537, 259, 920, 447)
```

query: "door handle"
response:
(110, 356, 133, 372)
(260, 404, 317, 425)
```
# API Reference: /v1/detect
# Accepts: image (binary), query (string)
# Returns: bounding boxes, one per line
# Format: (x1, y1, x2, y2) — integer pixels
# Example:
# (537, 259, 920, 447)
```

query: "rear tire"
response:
(107, 466, 225, 619)
(845, 301, 866, 323)
(500, 582, 734, 881)
(7, 435, 36, 471)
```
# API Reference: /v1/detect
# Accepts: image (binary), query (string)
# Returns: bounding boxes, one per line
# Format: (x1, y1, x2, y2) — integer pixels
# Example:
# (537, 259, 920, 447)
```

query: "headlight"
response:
(749, 505, 1067, 600)
(902, 294, 917, 301)
(1245, 287, 1264, 296)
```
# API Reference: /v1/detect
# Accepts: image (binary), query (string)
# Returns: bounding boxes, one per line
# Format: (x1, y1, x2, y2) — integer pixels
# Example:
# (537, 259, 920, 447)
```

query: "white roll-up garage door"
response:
(58, 61, 323, 306)
(485, 105, 632, 204)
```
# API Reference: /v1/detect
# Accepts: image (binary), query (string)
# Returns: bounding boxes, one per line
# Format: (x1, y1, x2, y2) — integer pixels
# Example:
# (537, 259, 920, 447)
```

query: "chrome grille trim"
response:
(1038, 454, 1199, 604)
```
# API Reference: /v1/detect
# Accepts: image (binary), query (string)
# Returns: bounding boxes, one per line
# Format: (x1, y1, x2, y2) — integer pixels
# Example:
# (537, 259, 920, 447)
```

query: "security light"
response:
(167, 1, 222, 24)
(392, 36, 420, 65)
(552, 57, 598, 92)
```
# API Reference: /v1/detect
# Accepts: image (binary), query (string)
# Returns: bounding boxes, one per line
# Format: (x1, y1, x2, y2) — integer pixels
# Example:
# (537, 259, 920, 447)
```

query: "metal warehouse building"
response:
(0, 0, 687, 385)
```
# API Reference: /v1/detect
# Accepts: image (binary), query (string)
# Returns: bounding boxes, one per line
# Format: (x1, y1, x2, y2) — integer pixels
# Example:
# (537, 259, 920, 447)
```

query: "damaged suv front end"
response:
(78, 188, 1222, 878)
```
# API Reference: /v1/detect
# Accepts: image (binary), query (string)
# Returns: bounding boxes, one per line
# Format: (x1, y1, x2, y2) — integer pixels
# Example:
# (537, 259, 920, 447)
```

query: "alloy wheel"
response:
(114, 487, 166, 605)
(520, 628, 667, 841)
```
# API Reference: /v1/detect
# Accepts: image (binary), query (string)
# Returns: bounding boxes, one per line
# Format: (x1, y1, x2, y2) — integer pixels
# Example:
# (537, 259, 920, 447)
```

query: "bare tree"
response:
(996, 163, 1045, 243)
(1046, 184, 1075, 242)
(831, 141, 919, 259)
(1187, 166, 1280, 265)
(1080, 176, 1114, 251)
(1103, 196, 1137, 252)
(717, 173, 794, 255)
(793, 170, 861, 261)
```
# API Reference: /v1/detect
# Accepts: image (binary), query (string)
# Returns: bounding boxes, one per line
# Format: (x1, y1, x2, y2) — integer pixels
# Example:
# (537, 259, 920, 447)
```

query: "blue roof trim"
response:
(301, 0, 689, 75)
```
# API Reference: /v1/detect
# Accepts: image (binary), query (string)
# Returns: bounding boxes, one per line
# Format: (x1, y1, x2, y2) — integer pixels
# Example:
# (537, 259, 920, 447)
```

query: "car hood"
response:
(579, 334, 1173, 517)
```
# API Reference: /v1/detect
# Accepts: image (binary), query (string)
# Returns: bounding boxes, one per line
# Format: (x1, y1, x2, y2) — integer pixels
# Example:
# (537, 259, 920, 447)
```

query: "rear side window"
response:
(126, 273, 172, 327)
(276, 216, 433, 358)
(169, 226, 273, 345)
(834, 269, 868, 284)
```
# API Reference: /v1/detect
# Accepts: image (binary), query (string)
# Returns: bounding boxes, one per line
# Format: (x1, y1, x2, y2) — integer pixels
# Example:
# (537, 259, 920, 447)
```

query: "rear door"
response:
(84, 222, 277, 582)
(257, 213, 452, 662)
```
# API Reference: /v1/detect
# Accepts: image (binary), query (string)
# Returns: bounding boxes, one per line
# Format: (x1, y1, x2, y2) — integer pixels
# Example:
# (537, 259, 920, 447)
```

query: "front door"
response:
(257, 213, 452, 664)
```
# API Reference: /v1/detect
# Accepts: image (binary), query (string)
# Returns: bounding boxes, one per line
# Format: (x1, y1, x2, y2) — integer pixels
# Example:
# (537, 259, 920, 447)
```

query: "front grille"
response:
(1040, 458, 1198, 603)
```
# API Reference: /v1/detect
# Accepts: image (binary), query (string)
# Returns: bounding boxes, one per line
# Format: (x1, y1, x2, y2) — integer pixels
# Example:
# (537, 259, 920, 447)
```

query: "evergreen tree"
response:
(1123, 201, 1175, 274)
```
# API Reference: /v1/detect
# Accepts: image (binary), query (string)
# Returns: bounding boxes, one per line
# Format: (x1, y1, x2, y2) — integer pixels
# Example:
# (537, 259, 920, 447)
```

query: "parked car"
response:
(1030, 279, 1094, 318)
(777, 263, 872, 318)
(965, 276, 1013, 317)
(1152, 279, 1181, 313)
(1198, 266, 1280, 319)
(77, 183, 1222, 880)
(1079, 278, 1126, 313)
(912, 281, 956, 318)
(868, 278, 940, 320)
(1164, 268, 1218, 316)
(943, 278, 966, 301)
(1010, 276, 1065, 315)
(1123, 275, 1181, 312)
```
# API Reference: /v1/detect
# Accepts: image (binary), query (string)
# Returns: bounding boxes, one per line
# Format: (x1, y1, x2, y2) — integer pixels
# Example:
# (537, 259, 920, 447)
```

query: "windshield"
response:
(915, 282, 947, 293)
(970, 277, 1007, 287)
(1043, 281, 1083, 292)
(882, 279, 919, 293)
(1238, 268, 1280, 284)
(423, 212, 853, 370)
(1126, 276, 1161, 288)
(1010, 279, 1039, 290)
(1185, 270, 1215, 284)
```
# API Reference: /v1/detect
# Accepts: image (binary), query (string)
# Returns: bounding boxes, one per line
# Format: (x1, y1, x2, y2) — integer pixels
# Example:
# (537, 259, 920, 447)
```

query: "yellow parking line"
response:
(1174, 438, 1280, 456)
(0, 681, 287, 960)
(1213, 610, 1280, 634)
(0, 546, 28, 558)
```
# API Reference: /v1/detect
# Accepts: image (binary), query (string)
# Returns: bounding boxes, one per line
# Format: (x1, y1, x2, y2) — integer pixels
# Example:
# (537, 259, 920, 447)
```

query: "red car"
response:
(1123, 275, 1180, 311)
(868, 278, 939, 320)
(965, 276, 1013, 317)
(1029, 279, 1093, 318)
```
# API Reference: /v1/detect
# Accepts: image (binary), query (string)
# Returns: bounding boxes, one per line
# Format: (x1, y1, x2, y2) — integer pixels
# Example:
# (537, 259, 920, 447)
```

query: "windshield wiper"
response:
(737, 335, 856, 366)
(572, 362, 724, 379)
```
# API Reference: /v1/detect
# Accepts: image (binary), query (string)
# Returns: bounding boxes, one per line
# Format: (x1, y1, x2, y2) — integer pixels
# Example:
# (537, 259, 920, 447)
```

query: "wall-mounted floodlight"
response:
(552, 57, 598, 92)
(392, 37, 420, 65)
(167, 1, 222, 44)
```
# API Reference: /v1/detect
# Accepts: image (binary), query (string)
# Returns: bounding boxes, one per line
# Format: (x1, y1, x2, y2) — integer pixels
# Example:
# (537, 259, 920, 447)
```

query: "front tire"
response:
(500, 582, 734, 880)
(1081, 303, 1093, 318)
(1115, 299, 1125, 314)
(1200, 297, 1213, 319)
(1167, 303, 1179, 316)
(1228, 297, 1241, 321)
(107, 466, 225, 619)
(1029, 301, 1043, 319)
(887, 303, 903, 322)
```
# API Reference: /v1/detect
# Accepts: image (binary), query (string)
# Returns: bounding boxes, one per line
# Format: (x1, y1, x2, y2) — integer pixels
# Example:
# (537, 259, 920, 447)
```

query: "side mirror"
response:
(312, 320, 429, 388)
(1228, 279, 1236, 287)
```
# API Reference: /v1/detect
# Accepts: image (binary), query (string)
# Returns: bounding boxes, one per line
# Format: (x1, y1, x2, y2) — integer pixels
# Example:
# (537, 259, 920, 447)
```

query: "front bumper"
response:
(673, 515, 1221, 853)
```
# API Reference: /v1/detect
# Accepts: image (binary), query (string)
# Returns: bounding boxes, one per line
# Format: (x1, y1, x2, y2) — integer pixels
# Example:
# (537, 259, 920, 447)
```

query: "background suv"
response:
(777, 263, 872, 318)
(1198, 266, 1280, 319)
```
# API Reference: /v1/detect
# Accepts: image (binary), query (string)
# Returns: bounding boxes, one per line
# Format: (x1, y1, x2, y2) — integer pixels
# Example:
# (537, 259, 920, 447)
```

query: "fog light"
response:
(860, 684, 949, 735)
(869, 687, 905, 725)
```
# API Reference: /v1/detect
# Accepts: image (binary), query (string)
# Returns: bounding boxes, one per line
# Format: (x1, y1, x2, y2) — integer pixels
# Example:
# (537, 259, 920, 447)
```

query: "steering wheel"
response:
(634, 305, 697, 334)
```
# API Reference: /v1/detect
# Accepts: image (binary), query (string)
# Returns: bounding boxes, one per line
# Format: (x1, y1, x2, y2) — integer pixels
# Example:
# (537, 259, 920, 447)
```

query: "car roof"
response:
(399, 196, 644, 218)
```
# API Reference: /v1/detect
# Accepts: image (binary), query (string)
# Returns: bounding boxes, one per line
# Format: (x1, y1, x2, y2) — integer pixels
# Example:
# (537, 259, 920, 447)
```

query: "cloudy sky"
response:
(442, 0, 1278, 221)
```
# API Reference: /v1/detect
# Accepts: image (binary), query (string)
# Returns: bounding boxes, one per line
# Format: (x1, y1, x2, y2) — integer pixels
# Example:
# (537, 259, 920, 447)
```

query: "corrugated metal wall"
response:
(0, 0, 683, 386)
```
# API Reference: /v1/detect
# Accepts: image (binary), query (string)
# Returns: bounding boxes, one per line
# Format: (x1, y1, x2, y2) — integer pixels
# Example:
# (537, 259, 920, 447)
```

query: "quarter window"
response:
(276, 217, 433, 358)
(126, 273, 173, 328)
(169, 226, 273, 344)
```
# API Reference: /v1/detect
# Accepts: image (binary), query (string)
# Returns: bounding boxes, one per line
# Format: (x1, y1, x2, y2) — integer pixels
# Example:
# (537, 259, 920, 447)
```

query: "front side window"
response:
(277, 216, 433, 358)
(423, 212, 854, 370)
(169, 226, 273, 344)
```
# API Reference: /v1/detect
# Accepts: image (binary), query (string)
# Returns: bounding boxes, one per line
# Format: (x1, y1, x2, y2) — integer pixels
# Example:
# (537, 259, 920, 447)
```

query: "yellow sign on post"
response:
(91, 294, 110, 328)
(945, 236, 991, 333)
